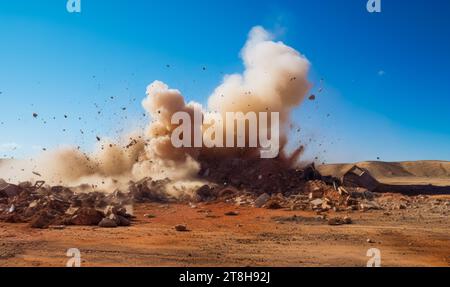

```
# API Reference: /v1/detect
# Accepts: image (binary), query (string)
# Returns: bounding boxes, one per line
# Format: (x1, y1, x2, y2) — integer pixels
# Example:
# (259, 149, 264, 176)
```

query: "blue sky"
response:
(0, 0, 449, 163)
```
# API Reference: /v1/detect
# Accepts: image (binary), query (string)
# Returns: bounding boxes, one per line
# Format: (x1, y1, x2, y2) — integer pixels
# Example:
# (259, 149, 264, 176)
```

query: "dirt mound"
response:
(318, 161, 450, 180)
(198, 157, 322, 196)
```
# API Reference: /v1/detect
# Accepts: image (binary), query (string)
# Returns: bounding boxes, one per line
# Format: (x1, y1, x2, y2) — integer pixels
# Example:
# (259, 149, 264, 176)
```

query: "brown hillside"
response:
(317, 161, 450, 186)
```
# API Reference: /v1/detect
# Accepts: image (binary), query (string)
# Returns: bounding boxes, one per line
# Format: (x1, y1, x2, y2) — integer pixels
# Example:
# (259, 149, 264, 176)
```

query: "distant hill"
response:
(317, 160, 450, 186)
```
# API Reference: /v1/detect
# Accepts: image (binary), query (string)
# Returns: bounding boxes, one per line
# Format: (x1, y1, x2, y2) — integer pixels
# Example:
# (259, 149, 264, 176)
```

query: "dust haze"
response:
(0, 26, 311, 194)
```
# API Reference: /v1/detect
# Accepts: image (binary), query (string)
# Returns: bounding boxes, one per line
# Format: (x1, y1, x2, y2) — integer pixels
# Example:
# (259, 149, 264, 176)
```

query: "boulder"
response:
(117, 215, 131, 226)
(98, 218, 118, 228)
(175, 224, 188, 232)
(224, 211, 239, 216)
(343, 216, 352, 224)
(254, 193, 270, 208)
(30, 210, 55, 229)
(264, 199, 283, 209)
(71, 208, 104, 226)
(328, 217, 344, 226)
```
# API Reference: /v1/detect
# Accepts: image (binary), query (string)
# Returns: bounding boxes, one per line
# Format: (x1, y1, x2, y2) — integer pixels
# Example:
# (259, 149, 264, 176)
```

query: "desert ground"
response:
(1, 160, 449, 267)
(1, 196, 449, 267)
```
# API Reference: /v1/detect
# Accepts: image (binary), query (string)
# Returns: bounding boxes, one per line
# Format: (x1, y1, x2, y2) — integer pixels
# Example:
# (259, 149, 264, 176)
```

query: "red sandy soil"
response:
(1, 196, 449, 267)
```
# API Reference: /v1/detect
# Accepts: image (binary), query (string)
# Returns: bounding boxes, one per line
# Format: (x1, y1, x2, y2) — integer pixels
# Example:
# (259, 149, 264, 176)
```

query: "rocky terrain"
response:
(1, 159, 449, 266)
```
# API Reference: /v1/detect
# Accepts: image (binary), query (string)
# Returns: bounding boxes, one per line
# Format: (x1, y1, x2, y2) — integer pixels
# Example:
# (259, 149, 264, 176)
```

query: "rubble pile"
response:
(2, 160, 448, 230)
(226, 180, 382, 213)
(0, 181, 133, 229)
(193, 158, 382, 213)
(128, 177, 173, 203)
(376, 194, 450, 213)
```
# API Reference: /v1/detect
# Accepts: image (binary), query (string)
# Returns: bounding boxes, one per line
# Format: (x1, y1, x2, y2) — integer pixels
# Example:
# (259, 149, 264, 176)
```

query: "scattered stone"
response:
(309, 191, 323, 200)
(118, 215, 131, 226)
(327, 216, 353, 226)
(32, 171, 42, 177)
(71, 208, 104, 226)
(254, 193, 270, 208)
(343, 216, 352, 224)
(321, 201, 332, 210)
(310, 199, 323, 207)
(98, 218, 118, 228)
(273, 215, 326, 225)
(175, 224, 188, 232)
(328, 217, 344, 226)
(360, 201, 381, 211)
(234, 195, 253, 206)
(30, 210, 55, 229)
(0, 161, 437, 232)
(264, 199, 283, 210)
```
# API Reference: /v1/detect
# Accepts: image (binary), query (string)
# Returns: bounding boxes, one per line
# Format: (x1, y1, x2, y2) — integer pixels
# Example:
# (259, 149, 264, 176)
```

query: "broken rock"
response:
(98, 218, 118, 228)
(310, 199, 323, 207)
(117, 215, 131, 226)
(343, 216, 352, 224)
(30, 210, 55, 229)
(0, 183, 21, 198)
(360, 201, 381, 212)
(71, 208, 104, 226)
(328, 217, 343, 226)
(264, 199, 283, 209)
(254, 193, 270, 208)
(175, 224, 188, 232)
